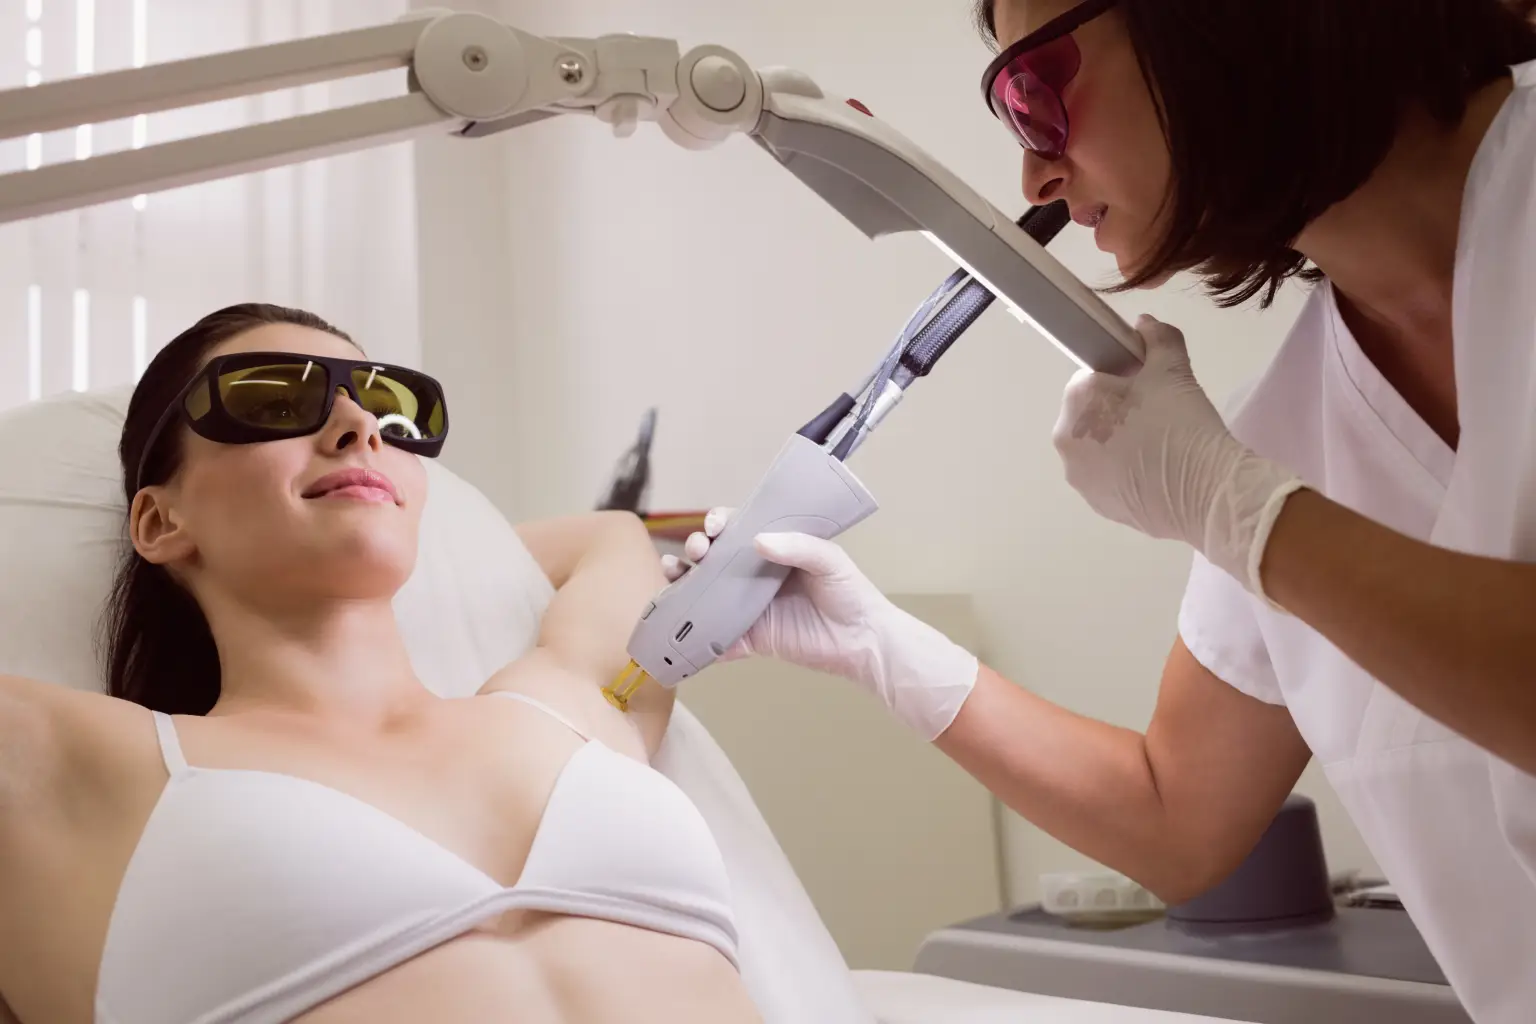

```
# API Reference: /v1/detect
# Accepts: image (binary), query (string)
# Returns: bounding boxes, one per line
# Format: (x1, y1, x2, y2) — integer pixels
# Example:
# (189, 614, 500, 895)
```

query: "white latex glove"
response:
(661, 509, 979, 741)
(1052, 315, 1304, 601)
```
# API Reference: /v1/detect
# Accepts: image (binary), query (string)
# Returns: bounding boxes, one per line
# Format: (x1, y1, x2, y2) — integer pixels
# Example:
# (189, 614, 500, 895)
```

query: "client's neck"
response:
(204, 596, 429, 721)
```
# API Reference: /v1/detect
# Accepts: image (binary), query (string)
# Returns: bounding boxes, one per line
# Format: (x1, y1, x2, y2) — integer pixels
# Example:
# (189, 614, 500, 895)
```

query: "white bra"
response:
(94, 692, 738, 1024)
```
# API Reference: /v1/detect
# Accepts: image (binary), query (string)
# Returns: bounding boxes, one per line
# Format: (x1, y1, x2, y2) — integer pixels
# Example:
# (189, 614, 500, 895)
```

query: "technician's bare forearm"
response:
(935, 647, 1310, 904)
(935, 667, 1203, 900)
(1263, 489, 1536, 773)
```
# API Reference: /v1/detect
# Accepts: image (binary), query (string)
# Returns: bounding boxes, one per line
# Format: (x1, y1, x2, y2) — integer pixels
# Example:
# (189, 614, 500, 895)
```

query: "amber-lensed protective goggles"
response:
(134, 351, 448, 492)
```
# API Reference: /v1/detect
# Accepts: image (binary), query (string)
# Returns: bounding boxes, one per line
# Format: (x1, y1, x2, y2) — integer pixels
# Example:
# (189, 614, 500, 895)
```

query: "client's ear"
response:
(130, 487, 196, 566)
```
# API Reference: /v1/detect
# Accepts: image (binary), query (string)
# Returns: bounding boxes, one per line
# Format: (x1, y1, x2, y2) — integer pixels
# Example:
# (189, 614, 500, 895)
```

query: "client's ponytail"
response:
(103, 554, 221, 715)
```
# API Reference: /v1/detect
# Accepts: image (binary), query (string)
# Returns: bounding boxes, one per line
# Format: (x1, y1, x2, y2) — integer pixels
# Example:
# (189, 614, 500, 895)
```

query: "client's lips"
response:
(302, 467, 400, 504)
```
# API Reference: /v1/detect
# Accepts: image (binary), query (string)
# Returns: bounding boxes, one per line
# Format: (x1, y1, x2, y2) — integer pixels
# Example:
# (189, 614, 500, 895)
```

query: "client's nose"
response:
(321, 387, 383, 453)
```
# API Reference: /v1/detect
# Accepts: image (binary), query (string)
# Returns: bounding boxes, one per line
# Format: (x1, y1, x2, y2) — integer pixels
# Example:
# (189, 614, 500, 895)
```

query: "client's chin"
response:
(304, 538, 418, 600)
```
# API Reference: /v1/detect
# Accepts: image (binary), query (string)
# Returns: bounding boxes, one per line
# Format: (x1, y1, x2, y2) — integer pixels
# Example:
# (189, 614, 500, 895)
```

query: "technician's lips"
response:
(1072, 204, 1108, 230)
(302, 467, 400, 504)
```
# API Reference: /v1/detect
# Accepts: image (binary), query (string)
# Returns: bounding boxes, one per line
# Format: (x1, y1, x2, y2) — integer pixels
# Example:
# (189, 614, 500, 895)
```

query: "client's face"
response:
(147, 325, 428, 608)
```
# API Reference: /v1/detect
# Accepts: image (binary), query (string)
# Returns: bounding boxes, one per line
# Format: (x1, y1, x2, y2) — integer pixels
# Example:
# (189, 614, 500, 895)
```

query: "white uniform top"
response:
(1178, 60, 1536, 1023)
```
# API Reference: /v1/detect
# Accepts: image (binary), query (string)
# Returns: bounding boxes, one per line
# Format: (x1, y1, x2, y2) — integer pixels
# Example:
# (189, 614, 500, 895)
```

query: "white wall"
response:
(413, 0, 1379, 907)
(0, 0, 419, 411)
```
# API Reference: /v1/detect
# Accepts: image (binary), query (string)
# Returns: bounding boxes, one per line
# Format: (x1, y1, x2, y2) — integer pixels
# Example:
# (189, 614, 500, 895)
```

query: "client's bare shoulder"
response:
(0, 674, 164, 838)
(0, 673, 81, 808)
(0, 677, 164, 1024)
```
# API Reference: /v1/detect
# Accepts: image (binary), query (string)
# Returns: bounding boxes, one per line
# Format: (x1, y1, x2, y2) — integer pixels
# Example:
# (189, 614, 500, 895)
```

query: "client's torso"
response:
(0, 685, 757, 1024)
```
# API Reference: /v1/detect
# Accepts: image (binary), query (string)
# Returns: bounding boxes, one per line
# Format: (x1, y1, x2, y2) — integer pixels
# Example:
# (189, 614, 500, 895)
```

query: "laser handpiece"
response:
(605, 202, 1071, 710)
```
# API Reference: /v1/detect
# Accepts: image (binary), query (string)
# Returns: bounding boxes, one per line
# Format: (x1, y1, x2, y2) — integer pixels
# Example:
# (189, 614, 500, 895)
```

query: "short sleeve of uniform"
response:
(1177, 552, 1285, 706)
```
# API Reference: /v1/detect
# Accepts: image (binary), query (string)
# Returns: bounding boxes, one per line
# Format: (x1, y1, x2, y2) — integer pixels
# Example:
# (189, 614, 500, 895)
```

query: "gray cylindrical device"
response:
(1167, 794, 1336, 934)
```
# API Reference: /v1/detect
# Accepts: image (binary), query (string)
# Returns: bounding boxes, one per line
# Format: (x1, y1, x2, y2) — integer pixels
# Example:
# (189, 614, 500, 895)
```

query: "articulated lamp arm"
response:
(0, 9, 1140, 372)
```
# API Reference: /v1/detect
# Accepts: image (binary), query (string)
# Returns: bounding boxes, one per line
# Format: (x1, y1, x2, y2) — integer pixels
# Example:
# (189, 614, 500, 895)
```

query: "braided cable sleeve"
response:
(898, 200, 1071, 380)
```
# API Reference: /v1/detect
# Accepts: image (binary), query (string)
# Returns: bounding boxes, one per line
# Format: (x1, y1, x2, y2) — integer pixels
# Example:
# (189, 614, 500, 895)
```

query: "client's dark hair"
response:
(101, 303, 352, 715)
(974, 0, 1536, 307)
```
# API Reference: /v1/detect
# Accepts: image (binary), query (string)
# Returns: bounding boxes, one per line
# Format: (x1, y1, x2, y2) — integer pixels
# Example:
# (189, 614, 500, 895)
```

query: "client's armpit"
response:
(489, 511, 674, 755)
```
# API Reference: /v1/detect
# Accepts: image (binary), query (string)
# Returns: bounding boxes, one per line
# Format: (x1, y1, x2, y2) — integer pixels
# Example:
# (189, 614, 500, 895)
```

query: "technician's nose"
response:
(1021, 150, 1068, 204)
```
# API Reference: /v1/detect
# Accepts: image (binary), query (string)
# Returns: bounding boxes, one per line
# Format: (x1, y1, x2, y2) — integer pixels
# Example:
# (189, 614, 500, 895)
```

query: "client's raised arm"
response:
(483, 511, 672, 754)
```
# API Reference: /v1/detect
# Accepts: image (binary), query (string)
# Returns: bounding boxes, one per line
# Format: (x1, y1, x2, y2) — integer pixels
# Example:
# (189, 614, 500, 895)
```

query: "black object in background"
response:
(596, 407, 657, 513)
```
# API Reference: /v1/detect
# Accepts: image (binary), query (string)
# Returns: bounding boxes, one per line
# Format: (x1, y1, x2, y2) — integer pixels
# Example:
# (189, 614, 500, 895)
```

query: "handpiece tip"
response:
(602, 660, 651, 712)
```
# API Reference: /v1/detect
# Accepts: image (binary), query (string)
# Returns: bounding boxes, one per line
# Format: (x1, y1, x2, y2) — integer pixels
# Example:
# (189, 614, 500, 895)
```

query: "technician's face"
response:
(993, 0, 1173, 280)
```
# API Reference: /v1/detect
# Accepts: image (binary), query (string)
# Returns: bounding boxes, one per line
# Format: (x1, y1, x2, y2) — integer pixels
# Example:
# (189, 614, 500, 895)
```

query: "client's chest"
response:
(159, 715, 581, 886)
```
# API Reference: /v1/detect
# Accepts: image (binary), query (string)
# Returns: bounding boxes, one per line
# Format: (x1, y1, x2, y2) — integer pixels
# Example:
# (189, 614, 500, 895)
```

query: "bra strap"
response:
(487, 691, 590, 741)
(152, 711, 189, 775)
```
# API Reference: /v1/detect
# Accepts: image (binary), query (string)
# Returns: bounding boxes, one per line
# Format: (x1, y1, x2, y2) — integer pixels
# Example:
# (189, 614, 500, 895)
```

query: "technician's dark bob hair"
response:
(974, 0, 1536, 307)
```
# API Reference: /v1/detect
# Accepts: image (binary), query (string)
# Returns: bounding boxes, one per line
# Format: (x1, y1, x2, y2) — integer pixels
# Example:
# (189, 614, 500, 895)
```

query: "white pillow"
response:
(0, 386, 873, 1024)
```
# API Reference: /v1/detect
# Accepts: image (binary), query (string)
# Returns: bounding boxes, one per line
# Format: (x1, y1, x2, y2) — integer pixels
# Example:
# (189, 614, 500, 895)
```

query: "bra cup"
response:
(96, 742, 739, 1024)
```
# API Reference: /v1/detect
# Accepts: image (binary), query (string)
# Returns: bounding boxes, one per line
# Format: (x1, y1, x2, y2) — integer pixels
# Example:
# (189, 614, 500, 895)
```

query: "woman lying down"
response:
(0, 304, 761, 1024)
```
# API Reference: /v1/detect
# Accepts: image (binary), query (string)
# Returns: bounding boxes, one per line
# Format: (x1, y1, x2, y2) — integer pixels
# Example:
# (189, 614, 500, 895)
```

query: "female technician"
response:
(671, 1, 1536, 1019)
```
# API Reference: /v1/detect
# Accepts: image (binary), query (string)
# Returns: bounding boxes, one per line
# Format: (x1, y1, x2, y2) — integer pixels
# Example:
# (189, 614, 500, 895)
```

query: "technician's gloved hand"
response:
(661, 510, 979, 741)
(1053, 315, 1304, 600)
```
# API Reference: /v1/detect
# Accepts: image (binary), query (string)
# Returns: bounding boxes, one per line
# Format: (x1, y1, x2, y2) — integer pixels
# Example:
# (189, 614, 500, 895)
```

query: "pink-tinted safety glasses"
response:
(980, 0, 1118, 160)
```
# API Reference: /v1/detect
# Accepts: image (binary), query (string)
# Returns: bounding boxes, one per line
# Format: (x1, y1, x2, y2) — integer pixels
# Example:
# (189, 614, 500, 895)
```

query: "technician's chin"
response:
(676, 2, 1536, 1021)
